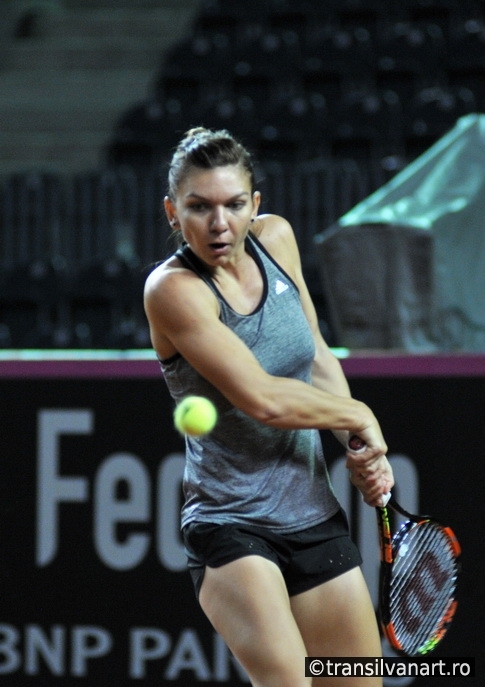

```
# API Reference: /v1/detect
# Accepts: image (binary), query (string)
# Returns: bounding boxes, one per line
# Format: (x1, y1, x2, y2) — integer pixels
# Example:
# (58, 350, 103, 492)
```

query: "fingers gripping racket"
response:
(348, 436, 461, 656)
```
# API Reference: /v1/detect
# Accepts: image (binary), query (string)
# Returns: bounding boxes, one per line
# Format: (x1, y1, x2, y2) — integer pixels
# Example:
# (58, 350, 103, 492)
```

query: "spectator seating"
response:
(3, 0, 485, 348)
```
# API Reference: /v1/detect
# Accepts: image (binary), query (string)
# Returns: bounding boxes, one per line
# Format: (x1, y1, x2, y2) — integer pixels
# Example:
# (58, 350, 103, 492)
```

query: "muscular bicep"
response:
(143, 247, 366, 433)
(144, 267, 271, 414)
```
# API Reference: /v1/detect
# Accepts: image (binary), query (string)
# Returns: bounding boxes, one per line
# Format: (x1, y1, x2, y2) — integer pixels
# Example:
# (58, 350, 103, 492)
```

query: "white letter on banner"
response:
(129, 628, 171, 679)
(329, 454, 419, 608)
(94, 453, 150, 570)
(25, 625, 65, 675)
(165, 629, 211, 681)
(36, 410, 92, 566)
(71, 626, 112, 677)
(157, 453, 186, 571)
(0, 624, 21, 674)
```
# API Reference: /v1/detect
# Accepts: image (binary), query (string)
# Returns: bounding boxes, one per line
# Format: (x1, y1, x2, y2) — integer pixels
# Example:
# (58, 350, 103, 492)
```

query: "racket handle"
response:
(348, 435, 392, 507)
(380, 492, 392, 507)
(348, 435, 366, 451)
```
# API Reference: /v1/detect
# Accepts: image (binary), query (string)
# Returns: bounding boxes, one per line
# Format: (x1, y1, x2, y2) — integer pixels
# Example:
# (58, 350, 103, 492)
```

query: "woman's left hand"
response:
(346, 450, 394, 507)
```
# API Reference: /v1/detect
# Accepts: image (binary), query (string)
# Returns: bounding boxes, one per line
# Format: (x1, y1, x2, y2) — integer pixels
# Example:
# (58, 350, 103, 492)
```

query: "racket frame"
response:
(376, 496, 461, 656)
(346, 435, 461, 655)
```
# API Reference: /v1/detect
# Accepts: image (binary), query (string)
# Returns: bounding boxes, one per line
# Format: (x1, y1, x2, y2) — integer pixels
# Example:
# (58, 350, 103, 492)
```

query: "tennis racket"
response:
(348, 436, 461, 656)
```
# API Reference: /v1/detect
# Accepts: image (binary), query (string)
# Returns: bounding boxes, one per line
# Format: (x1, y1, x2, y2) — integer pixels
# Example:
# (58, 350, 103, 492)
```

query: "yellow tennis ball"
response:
(174, 396, 217, 436)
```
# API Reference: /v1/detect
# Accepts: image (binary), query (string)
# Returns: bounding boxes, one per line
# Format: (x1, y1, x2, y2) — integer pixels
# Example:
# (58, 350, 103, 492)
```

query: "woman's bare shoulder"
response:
(252, 213, 293, 239)
(144, 254, 215, 318)
(252, 213, 301, 269)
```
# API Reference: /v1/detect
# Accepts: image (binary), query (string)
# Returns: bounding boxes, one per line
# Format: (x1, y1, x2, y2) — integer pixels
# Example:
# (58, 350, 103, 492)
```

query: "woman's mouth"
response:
(208, 242, 230, 254)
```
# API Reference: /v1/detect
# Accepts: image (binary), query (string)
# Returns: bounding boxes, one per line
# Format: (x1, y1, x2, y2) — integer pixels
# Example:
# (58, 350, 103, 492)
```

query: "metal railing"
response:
(0, 158, 392, 348)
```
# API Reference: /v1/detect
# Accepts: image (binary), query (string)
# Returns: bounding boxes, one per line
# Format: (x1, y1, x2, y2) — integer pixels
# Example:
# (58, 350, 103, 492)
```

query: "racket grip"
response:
(348, 435, 366, 452)
(348, 435, 392, 508)
(380, 492, 392, 507)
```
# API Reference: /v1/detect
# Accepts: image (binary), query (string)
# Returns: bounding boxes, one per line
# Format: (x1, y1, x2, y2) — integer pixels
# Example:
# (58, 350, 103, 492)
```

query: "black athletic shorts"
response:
(182, 507, 362, 599)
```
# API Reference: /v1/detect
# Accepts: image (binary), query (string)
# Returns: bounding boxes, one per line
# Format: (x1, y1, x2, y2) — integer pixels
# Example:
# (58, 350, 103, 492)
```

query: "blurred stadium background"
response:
(2, 0, 485, 349)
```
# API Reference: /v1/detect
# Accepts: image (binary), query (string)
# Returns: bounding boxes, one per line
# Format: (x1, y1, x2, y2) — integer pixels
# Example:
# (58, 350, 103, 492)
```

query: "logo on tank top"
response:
(275, 279, 289, 295)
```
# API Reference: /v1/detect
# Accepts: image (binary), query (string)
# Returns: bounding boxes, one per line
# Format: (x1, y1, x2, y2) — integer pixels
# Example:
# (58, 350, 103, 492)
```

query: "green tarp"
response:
(317, 114, 485, 351)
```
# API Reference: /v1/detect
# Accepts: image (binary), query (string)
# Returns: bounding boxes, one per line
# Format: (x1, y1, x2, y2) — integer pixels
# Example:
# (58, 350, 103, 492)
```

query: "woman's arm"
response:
(256, 214, 394, 504)
(144, 250, 383, 444)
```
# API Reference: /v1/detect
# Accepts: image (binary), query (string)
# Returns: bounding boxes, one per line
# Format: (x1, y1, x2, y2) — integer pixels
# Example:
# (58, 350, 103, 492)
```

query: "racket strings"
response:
(388, 522, 458, 654)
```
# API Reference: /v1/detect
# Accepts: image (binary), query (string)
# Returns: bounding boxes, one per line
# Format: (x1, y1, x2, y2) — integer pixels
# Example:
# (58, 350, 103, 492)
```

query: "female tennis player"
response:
(144, 127, 394, 686)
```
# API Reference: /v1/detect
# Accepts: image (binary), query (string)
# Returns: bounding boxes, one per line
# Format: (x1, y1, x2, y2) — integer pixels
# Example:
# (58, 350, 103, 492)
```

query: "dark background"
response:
(0, 360, 482, 685)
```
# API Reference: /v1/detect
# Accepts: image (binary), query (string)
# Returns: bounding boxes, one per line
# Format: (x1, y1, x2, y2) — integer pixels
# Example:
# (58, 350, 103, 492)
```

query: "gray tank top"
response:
(160, 233, 339, 532)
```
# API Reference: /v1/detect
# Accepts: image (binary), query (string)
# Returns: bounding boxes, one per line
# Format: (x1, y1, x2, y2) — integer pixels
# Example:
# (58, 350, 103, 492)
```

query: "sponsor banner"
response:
(0, 361, 483, 685)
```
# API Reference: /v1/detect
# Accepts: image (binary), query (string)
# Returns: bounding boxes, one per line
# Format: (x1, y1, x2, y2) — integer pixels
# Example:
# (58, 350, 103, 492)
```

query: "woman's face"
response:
(166, 164, 260, 267)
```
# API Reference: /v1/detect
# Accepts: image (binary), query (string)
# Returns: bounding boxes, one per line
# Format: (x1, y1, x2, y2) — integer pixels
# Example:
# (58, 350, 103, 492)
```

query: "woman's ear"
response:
(251, 190, 261, 219)
(164, 195, 178, 227)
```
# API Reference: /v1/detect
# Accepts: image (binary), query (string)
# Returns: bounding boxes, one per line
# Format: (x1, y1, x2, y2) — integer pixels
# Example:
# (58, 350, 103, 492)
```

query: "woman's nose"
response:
(210, 207, 228, 231)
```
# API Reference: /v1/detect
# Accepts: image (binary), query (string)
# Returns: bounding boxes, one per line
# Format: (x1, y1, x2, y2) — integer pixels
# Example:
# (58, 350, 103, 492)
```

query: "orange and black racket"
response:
(348, 436, 461, 656)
